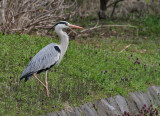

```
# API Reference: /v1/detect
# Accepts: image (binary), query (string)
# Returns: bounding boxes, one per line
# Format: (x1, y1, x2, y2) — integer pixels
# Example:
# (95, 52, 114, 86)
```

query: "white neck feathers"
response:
(55, 27, 69, 64)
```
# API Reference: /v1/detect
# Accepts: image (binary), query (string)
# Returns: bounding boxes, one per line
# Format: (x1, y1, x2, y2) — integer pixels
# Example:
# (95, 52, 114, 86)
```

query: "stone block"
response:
(58, 110, 68, 116)
(129, 92, 143, 110)
(107, 97, 121, 114)
(81, 104, 96, 116)
(148, 86, 160, 106)
(115, 95, 129, 114)
(94, 100, 108, 116)
(125, 96, 139, 114)
(73, 107, 83, 116)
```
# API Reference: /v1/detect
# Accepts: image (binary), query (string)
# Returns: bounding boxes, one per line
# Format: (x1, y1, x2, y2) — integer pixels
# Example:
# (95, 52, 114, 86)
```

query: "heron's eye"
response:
(65, 23, 68, 26)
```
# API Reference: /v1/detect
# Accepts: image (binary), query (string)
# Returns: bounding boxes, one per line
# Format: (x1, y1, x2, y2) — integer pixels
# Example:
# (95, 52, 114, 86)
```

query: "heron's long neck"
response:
(56, 29, 69, 61)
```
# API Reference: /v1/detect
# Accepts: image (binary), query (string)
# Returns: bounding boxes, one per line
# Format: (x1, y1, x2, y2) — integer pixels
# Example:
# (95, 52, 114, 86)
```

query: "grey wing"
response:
(20, 43, 60, 81)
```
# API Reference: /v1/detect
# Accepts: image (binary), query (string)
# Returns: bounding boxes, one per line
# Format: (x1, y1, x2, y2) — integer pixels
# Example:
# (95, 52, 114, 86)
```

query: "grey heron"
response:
(20, 21, 82, 97)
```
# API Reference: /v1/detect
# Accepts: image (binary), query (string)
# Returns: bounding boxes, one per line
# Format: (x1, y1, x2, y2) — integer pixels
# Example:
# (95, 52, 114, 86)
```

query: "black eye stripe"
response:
(54, 22, 68, 27)
(60, 22, 67, 25)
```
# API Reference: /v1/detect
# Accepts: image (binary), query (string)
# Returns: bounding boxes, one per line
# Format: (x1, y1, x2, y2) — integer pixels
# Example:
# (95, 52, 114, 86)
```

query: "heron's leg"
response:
(33, 73, 46, 87)
(45, 71, 50, 97)
(33, 73, 49, 97)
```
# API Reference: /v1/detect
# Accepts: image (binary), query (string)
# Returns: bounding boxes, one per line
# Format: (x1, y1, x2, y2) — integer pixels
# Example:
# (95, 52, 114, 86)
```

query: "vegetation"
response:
(121, 104, 159, 116)
(0, 0, 77, 34)
(138, 15, 160, 36)
(0, 15, 160, 115)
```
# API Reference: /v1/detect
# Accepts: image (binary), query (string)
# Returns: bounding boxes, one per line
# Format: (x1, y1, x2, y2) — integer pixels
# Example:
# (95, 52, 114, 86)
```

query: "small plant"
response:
(120, 104, 159, 116)
(137, 104, 159, 116)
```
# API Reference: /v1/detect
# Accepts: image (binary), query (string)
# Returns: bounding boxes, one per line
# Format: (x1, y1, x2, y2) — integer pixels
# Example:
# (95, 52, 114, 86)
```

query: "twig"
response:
(106, 0, 124, 9)
(110, 0, 124, 17)
(81, 24, 138, 33)
(68, 28, 77, 35)
(1, 0, 6, 24)
(119, 44, 132, 53)
(95, 19, 99, 27)
(81, 25, 101, 32)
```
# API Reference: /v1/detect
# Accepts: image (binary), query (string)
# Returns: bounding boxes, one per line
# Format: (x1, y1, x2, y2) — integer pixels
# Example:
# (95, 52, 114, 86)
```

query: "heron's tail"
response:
(20, 73, 32, 82)
(20, 76, 28, 82)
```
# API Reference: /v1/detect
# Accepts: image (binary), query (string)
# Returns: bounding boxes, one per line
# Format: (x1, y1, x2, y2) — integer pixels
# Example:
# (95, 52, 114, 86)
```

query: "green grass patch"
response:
(138, 15, 160, 36)
(0, 16, 160, 115)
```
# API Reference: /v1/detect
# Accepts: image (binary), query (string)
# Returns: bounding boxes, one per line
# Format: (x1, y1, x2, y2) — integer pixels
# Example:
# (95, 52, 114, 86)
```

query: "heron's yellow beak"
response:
(69, 24, 83, 29)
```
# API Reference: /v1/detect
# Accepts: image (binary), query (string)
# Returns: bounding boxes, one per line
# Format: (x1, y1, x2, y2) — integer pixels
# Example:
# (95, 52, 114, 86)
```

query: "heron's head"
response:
(54, 21, 82, 30)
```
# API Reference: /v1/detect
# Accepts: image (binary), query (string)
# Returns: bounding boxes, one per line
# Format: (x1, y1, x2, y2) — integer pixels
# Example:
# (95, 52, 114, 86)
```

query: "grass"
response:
(138, 15, 160, 36)
(0, 15, 160, 115)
